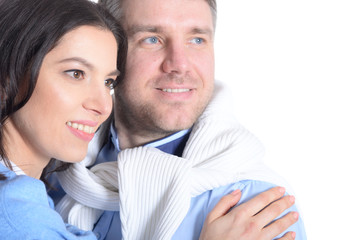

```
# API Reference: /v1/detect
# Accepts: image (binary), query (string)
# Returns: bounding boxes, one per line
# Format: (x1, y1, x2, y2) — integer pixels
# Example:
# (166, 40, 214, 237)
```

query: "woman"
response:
(0, 0, 126, 239)
(0, 0, 297, 239)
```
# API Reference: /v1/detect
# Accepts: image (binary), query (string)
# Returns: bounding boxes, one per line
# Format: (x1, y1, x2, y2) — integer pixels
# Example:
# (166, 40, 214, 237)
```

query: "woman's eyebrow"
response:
(108, 69, 120, 77)
(58, 57, 120, 76)
(58, 57, 94, 70)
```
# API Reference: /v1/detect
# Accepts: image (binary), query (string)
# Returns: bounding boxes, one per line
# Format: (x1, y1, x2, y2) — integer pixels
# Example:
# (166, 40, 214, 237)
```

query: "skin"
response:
(3, 26, 119, 179)
(112, 0, 299, 239)
(114, 0, 215, 149)
(200, 187, 298, 240)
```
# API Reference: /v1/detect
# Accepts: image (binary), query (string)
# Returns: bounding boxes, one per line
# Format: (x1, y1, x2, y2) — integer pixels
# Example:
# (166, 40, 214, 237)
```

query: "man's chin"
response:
(158, 111, 201, 131)
(157, 122, 193, 134)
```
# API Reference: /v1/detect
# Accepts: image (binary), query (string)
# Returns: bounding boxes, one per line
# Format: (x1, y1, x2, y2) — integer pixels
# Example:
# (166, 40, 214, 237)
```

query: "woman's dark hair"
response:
(0, 0, 127, 180)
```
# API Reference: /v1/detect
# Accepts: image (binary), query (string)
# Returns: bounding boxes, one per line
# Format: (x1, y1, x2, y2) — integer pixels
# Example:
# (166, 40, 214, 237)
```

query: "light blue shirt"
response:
(91, 126, 307, 240)
(0, 163, 96, 240)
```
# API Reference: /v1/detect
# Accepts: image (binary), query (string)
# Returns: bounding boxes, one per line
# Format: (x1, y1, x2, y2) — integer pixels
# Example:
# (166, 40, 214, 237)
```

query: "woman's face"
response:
(6, 25, 119, 168)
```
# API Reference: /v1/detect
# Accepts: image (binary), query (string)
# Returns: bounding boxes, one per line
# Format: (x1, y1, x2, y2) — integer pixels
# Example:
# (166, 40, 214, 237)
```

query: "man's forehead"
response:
(122, 0, 213, 20)
(122, 0, 214, 32)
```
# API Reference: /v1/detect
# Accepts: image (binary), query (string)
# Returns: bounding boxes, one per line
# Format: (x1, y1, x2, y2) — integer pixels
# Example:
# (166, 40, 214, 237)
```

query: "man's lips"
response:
(159, 88, 191, 93)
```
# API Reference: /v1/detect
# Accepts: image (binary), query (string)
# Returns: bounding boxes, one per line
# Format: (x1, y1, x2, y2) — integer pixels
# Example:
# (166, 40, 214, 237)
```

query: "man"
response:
(54, 0, 307, 239)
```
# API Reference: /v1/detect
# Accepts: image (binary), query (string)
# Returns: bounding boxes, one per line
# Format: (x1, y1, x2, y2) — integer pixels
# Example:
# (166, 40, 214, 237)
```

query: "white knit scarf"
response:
(56, 82, 290, 239)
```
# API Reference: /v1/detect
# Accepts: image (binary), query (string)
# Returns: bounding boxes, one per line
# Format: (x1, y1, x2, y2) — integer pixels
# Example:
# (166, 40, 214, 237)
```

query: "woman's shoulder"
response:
(0, 164, 49, 204)
(0, 165, 51, 233)
(0, 165, 96, 239)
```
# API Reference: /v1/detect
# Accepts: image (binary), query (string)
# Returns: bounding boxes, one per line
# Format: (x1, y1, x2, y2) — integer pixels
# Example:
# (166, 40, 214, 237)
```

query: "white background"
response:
(92, 0, 360, 238)
(215, 1, 361, 239)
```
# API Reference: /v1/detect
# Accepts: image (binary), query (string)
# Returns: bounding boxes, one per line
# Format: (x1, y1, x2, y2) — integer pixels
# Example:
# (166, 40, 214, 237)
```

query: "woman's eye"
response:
(65, 70, 84, 80)
(105, 78, 115, 88)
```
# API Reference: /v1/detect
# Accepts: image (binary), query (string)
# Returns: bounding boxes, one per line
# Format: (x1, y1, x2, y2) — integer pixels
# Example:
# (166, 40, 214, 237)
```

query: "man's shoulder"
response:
(198, 180, 307, 240)
(176, 180, 281, 239)
(199, 180, 277, 208)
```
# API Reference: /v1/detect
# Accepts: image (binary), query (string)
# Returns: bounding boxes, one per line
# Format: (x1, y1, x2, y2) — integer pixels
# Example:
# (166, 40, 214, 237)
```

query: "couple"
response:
(0, 0, 306, 239)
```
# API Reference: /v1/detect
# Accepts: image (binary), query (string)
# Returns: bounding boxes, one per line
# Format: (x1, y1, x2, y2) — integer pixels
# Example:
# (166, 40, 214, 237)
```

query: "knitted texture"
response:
(57, 82, 290, 238)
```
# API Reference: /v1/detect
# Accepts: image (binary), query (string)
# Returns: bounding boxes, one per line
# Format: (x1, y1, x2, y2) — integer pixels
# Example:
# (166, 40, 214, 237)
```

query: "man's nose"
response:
(162, 40, 190, 75)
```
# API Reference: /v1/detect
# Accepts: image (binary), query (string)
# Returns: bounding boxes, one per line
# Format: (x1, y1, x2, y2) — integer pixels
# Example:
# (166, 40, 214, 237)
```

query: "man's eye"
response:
(143, 36, 159, 44)
(65, 70, 84, 80)
(105, 78, 115, 88)
(190, 37, 204, 44)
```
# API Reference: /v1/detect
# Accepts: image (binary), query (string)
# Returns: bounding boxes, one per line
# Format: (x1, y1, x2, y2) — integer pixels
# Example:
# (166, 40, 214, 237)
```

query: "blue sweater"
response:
(0, 164, 96, 240)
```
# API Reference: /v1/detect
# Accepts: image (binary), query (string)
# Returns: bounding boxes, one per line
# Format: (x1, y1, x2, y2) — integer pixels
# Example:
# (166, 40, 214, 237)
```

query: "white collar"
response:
(0, 158, 26, 175)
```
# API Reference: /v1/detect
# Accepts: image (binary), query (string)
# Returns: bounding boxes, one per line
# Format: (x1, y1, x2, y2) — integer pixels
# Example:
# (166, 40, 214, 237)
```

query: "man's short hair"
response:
(99, 0, 217, 28)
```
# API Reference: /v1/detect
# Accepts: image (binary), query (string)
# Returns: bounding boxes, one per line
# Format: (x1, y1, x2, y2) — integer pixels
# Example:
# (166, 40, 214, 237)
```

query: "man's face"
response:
(115, 0, 215, 142)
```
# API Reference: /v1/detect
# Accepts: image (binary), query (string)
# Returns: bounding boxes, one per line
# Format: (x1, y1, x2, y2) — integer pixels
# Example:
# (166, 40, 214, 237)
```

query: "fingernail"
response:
(278, 187, 286, 194)
(289, 195, 295, 204)
(291, 231, 296, 239)
(292, 212, 299, 220)
(231, 189, 241, 195)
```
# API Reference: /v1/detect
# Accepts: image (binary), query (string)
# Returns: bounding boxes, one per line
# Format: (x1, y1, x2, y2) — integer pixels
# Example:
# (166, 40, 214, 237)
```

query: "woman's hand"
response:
(199, 187, 298, 240)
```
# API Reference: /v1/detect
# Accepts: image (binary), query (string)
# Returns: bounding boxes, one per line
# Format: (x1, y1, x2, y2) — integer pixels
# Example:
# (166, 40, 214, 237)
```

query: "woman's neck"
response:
(3, 120, 49, 179)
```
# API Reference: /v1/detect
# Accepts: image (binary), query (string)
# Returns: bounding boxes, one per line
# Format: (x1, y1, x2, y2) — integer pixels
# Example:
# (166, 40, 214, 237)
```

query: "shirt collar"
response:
(110, 123, 121, 152)
(144, 129, 191, 148)
(110, 123, 191, 151)
(0, 158, 26, 176)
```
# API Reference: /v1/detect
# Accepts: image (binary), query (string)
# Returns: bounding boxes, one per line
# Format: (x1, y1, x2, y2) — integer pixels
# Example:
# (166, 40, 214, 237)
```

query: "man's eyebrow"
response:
(127, 25, 162, 37)
(58, 57, 120, 76)
(190, 27, 214, 39)
(127, 25, 214, 38)
(190, 27, 214, 38)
